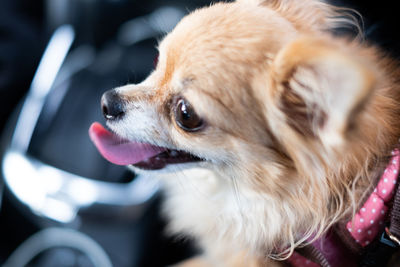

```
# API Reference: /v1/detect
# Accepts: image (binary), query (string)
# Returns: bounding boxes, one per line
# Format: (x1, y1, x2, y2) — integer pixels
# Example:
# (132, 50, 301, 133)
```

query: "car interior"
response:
(0, 0, 398, 266)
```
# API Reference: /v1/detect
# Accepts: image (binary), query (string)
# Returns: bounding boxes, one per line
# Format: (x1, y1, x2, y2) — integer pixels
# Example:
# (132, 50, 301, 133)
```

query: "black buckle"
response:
(380, 227, 400, 248)
(359, 227, 399, 267)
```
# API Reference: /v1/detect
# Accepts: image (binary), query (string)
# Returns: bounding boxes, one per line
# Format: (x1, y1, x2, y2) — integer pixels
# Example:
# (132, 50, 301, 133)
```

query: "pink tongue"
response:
(89, 122, 166, 165)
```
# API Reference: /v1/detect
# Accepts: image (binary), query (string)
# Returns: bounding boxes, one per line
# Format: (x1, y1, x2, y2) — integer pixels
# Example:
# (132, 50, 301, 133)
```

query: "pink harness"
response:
(288, 150, 400, 267)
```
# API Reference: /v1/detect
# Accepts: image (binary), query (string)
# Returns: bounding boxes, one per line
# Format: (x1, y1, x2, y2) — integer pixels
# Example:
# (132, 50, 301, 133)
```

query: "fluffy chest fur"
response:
(161, 168, 287, 255)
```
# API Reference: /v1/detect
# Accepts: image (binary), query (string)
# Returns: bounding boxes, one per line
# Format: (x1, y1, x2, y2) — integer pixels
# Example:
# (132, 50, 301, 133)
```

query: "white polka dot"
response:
(348, 228, 352, 232)
(381, 210, 385, 214)
(394, 180, 397, 184)
(394, 170, 398, 174)
(373, 198, 377, 202)
(365, 241, 370, 245)
(384, 169, 388, 173)
(384, 178, 388, 183)
(367, 230, 372, 235)
(356, 240, 359, 243)
(382, 189, 387, 194)
(360, 218, 364, 223)
(370, 220, 374, 224)
(374, 188, 378, 193)
(372, 209, 376, 213)
(361, 208, 366, 212)
(358, 229, 362, 233)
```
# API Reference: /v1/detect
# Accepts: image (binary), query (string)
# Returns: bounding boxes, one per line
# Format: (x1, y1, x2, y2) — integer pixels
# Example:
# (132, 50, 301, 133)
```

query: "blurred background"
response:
(0, 0, 399, 266)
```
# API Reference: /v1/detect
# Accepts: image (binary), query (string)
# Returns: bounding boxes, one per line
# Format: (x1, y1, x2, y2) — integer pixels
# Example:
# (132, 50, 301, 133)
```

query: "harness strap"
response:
(289, 149, 400, 267)
(359, 181, 400, 267)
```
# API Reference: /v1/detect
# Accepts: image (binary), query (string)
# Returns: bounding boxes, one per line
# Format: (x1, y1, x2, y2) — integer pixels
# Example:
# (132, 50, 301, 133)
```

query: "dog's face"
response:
(92, 2, 298, 177)
(92, 0, 374, 183)
(90, 0, 390, 254)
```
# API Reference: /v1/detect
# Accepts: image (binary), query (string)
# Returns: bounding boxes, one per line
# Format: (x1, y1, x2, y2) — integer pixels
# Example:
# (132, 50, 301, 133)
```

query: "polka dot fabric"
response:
(346, 150, 400, 247)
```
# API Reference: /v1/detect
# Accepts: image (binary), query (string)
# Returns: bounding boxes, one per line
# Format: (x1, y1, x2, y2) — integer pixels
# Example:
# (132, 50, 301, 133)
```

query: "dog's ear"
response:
(270, 37, 376, 147)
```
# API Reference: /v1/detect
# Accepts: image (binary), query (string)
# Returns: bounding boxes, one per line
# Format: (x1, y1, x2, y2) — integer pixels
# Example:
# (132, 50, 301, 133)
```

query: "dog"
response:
(89, 0, 400, 266)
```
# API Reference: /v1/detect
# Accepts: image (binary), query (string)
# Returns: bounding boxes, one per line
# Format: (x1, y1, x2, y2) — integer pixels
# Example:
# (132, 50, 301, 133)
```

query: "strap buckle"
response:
(360, 228, 399, 267)
(383, 227, 400, 247)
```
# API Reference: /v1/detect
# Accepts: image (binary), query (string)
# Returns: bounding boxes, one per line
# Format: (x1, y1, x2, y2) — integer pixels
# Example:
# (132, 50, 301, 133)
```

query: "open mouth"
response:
(89, 122, 201, 170)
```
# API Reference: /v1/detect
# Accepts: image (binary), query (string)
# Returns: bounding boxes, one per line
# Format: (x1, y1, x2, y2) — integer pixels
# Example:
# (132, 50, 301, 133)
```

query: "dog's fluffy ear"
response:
(271, 37, 376, 147)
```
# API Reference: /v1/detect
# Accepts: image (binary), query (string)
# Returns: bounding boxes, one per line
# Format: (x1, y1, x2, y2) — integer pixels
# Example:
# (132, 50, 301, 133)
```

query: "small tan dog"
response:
(89, 0, 400, 266)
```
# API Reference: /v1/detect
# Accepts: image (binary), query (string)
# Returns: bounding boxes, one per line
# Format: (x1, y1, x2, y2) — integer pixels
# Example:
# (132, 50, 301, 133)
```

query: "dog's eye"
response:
(175, 98, 203, 132)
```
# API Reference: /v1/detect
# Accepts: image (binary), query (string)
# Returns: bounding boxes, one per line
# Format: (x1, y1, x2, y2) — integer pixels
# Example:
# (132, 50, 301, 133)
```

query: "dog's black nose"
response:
(101, 90, 126, 120)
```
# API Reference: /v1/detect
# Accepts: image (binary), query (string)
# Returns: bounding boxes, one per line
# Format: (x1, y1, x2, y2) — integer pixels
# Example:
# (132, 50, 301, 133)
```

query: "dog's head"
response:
(90, 0, 398, 256)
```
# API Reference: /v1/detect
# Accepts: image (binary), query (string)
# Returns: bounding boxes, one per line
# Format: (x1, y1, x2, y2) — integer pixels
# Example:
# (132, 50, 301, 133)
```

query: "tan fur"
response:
(108, 0, 400, 266)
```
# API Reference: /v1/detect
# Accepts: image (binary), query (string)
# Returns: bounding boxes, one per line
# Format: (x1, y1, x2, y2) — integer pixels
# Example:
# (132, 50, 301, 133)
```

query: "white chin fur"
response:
(127, 161, 209, 175)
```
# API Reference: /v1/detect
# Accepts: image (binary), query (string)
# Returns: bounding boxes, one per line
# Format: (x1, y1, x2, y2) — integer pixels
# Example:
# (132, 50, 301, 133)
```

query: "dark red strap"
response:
(359, 177, 400, 267)
(389, 183, 400, 240)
